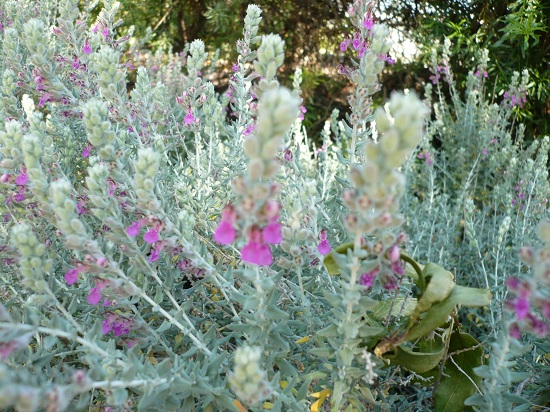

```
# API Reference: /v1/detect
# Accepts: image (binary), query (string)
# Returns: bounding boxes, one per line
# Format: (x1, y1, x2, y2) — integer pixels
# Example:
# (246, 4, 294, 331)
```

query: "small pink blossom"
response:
(126, 221, 141, 237)
(83, 39, 92, 54)
(184, 109, 195, 125)
(143, 229, 159, 244)
(82, 145, 92, 157)
(363, 16, 374, 30)
(514, 297, 530, 320)
(388, 245, 400, 263)
(213, 220, 236, 245)
(87, 287, 102, 305)
(241, 242, 273, 266)
(360, 267, 379, 287)
(263, 222, 282, 245)
(318, 240, 331, 255)
(64, 269, 79, 285)
(15, 170, 28, 186)
(149, 248, 160, 262)
(509, 323, 521, 339)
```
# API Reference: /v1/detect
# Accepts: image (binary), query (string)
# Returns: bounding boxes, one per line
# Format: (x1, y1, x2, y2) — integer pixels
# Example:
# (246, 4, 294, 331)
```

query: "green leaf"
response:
(435, 332, 483, 412)
(384, 335, 446, 373)
(415, 263, 455, 314)
(371, 297, 417, 320)
(406, 286, 491, 342)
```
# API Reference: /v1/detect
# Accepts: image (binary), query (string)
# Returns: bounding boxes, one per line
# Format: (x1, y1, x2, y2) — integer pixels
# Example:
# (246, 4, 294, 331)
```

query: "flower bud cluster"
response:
(90, 46, 126, 101)
(186, 40, 207, 75)
(49, 179, 95, 252)
(11, 222, 52, 293)
(245, 87, 299, 180)
(237, 5, 263, 60)
(214, 87, 299, 266)
(23, 19, 54, 67)
(1, 70, 18, 120)
(132, 148, 160, 211)
(254, 34, 285, 82)
(21, 134, 50, 205)
(229, 346, 272, 406)
(344, 92, 426, 288)
(82, 99, 117, 160)
(0, 120, 24, 168)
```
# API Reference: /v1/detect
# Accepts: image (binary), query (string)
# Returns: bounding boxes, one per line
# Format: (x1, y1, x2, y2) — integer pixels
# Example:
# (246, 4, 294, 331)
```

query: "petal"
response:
(143, 229, 159, 244)
(318, 240, 331, 255)
(64, 269, 79, 285)
(87, 287, 102, 306)
(126, 222, 140, 237)
(257, 244, 273, 266)
(241, 242, 260, 265)
(263, 223, 282, 244)
(213, 220, 236, 245)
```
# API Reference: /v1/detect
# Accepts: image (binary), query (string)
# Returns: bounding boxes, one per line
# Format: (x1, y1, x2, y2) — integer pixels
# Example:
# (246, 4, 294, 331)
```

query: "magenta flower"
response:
(241, 242, 273, 266)
(263, 222, 282, 245)
(363, 17, 374, 30)
(184, 109, 195, 125)
(514, 297, 530, 320)
(126, 221, 141, 237)
(149, 248, 159, 262)
(318, 240, 331, 255)
(213, 220, 236, 245)
(360, 272, 376, 287)
(509, 323, 521, 339)
(144, 229, 159, 244)
(82, 145, 92, 158)
(102, 313, 133, 337)
(87, 287, 102, 305)
(360, 266, 380, 287)
(82, 39, 92, 55)
(64, 269, 79, 285)
(15, 170, 28, 186)
(388, 245, 400, 263)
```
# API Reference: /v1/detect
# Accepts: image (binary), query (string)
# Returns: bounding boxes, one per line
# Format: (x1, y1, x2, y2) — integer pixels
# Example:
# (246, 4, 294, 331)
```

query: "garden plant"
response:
(0, 0, 549, 411)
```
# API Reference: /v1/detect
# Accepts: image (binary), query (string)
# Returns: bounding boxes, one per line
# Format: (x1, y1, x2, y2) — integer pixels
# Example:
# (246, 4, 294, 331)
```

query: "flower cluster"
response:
(213, 83, 299, 266)
(344, 92, 427, 288)
(505, 221, 550, 338)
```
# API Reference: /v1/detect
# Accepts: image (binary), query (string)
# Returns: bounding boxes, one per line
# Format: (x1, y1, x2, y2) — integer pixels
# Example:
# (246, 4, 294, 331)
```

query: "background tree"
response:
(91, 0, 549, 140)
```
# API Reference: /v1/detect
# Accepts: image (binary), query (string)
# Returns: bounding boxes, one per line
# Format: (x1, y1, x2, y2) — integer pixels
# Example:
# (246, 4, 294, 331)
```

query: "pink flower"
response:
(318, 240, 331, 255)
(363, 17, 374, 30)
(82, 39, 92, 55)
(144, 229, 159, 244)
(241, 242, 273, 266)
(388, 245, 400, 263)
(213, 220, 236, 245)
(514, 297, 530, 320)
(263, 222, 282, 245)
(126, 221, 141, 237)
(149, 248, 159, 262)
(87, 287, 102, 305)
(509, 323, 521, 339)
(82, 145, 92, 157)
(360, 268, 378, 287)
(184, 109, 195, 125)
(15, 170, 28, 186)
(64, 269, 79, 285)
(340, 38, 351, 52)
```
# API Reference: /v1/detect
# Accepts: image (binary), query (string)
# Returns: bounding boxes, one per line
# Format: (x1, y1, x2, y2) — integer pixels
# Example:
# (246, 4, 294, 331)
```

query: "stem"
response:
(400, 254, 426, 292)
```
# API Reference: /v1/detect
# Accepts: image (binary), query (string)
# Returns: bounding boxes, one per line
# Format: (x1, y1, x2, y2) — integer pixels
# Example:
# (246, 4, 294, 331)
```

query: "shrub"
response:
(0, 0, 548, 411)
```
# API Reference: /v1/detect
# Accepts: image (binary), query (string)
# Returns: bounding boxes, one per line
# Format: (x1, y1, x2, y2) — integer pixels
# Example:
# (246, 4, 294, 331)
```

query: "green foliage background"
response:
(94, 0, 550, 141)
